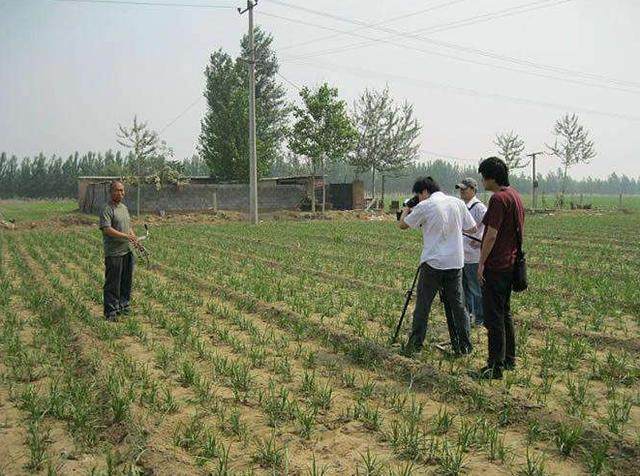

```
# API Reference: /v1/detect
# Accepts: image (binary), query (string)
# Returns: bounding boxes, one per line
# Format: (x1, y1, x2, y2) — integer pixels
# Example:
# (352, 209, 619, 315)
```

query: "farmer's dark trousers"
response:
(407, 263, 472, 353)
(482, 268, 515, 369)
(104, 252, 134, 317)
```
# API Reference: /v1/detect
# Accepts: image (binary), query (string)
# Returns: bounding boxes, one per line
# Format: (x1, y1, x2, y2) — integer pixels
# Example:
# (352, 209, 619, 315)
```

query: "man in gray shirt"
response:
(99, 181, 139, 321)
(455, 178, 487, 326)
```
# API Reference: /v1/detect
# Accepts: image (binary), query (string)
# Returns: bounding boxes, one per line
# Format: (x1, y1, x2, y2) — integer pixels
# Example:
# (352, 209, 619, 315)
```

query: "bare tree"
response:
(495, 131, 527, 170)
(547, 113, 596, 200)
(351, 86, 421, 204)
(117, 116, 162, 216)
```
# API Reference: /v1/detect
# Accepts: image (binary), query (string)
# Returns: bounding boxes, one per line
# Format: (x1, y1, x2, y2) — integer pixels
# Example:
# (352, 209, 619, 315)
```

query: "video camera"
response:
(396, 195, 420, 220)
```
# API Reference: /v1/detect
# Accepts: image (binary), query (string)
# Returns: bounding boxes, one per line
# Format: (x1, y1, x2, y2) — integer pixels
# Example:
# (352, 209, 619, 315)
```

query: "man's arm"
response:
(102, 226, 138, 243)
(477, 226, 498, 284)
(397, 207, 411, 230)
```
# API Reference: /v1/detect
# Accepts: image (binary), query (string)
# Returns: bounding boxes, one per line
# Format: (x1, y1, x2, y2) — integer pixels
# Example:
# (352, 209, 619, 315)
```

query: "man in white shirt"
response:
(455, 178, 487, 326)
(398, 177, 477, 355)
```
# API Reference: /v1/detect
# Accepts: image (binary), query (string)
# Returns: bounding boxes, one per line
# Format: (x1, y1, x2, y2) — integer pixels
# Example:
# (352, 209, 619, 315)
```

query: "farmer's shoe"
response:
(474, 365, 503, 380)
(118, 307, 131, 316)
(105, 313, 118, 323)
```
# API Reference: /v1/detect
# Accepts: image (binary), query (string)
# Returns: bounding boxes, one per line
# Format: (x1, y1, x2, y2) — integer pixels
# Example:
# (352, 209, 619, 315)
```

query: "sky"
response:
(1, 0, 639, 180)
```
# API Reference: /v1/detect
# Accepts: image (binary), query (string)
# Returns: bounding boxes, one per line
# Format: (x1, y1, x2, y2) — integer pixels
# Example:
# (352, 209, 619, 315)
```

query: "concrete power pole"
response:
(526, 151, 544, 210)
(239, 0, 259, 224)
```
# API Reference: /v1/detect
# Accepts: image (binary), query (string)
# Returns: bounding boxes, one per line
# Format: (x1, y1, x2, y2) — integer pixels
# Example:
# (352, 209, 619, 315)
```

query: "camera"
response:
(403, 196, 420, 208)
(396, 195, 420, 220)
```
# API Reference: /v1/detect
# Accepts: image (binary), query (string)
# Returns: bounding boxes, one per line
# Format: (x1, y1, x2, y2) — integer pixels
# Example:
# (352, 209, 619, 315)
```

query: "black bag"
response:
(512, 203, 528, 292)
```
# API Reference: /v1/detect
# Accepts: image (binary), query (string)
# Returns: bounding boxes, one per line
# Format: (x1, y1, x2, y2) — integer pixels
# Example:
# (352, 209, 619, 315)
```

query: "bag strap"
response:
(468, 201, 480, 211)
(511, 198, 524, 256)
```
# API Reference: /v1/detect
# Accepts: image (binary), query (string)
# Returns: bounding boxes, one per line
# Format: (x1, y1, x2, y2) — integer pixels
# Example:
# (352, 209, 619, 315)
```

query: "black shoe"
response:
(402, 342, 423, 357)
(118, 307, 131, 316)
(105, 314, 118, 322)
(475, 366, 503, 380)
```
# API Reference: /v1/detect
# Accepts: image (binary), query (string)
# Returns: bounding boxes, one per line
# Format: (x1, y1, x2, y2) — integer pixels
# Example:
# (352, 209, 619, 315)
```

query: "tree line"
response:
(0, 151, 207, 200)
(1, 150, 637, 200)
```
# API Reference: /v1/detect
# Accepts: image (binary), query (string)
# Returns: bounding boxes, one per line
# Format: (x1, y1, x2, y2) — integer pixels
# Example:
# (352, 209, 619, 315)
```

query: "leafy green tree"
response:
(199, 27, 288, 181)
(289, 83, 358, 212)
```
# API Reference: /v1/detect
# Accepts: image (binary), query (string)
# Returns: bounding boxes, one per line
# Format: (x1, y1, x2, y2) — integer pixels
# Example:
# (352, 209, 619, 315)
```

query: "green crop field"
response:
(0, 199, 78, 223)
(0, 205, 638, 475)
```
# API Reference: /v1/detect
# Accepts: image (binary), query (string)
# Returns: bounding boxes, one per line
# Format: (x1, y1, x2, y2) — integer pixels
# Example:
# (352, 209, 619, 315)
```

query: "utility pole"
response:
(526, 151, 544, 210)
(239, 0, 259, 224)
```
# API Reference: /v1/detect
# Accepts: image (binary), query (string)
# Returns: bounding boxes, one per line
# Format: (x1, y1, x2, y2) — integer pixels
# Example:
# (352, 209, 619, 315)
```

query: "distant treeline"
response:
(0, 151, 208, 199)
(273, 156, 640, 197)
(1, 151, 639, 199)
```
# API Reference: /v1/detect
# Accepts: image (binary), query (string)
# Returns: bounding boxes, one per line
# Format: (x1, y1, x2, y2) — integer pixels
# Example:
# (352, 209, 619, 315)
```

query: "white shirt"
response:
(463, 196, 487, 264)
(404, 191, 476, 270)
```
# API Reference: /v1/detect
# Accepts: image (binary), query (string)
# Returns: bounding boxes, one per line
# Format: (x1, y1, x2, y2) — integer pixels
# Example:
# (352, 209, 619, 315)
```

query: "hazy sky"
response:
(1, 0, 639, 179)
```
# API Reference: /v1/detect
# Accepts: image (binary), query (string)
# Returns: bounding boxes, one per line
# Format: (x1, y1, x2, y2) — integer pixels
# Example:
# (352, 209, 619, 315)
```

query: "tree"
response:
(199, 27, 289, 182)
(547, 113, 596, 200)
(199, 50, 245, 181)
(351, 86, 421, 205)
(495, 131, 527, 170)
(117, 116, 171, 215)
(289, 83, 358, 213)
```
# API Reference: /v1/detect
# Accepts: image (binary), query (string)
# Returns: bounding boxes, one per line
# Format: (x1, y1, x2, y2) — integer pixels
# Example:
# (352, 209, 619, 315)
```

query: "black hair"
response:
(412, 176, 440, 195)
(478, 157, 510, 186)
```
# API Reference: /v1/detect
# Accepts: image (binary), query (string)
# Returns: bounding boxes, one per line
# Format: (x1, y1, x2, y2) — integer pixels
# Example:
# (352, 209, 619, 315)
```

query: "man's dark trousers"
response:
(407, 263, 472, 353)
(104, 252, 134, 317)
(482, 269, 515, 368)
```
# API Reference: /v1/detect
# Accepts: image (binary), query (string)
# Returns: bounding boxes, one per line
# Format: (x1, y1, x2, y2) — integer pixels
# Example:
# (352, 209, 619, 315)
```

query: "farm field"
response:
(0, 208, 639, 475)
(0, 200, 77, 223)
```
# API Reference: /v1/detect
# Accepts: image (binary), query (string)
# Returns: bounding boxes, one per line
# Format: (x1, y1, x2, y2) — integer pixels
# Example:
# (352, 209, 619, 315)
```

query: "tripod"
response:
(390, 264, 422, 345)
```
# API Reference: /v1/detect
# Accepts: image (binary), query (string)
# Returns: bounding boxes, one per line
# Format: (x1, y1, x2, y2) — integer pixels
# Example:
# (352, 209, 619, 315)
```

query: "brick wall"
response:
(81, 182, 307, 214)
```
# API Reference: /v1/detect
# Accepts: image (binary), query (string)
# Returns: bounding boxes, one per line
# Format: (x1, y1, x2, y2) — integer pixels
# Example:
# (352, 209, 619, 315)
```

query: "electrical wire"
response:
(275, 0, 470, 52)
(275, 0, 640, 90)
(159, 96, 203, 134)
(257, 9, 640, 95)
(284, 57, 640, 123)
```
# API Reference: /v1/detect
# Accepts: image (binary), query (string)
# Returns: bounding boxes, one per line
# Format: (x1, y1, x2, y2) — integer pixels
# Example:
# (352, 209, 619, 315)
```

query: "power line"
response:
(53, 0, 235, 8)
(282, 0, 640, 90)
(258, 7, 640, 94)
(283, 57, 640, 123)
(276, 0, 469, 52)
(276, 71, 302, 91)
(416, 0, 573, 35)
(159, 96, 203, 133)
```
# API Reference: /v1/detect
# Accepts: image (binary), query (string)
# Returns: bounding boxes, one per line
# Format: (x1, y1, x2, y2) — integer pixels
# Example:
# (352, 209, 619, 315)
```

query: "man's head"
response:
(110, 181, 125, 204)
(478, 157, 509, 192)
(412, 176, 440, 202)
(455, 178, 478, 202)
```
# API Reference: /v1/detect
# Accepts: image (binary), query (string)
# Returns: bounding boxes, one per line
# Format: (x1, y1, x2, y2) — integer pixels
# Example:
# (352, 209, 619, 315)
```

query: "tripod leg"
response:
(391, 265, 422, 344)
